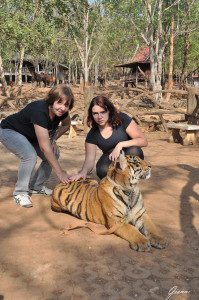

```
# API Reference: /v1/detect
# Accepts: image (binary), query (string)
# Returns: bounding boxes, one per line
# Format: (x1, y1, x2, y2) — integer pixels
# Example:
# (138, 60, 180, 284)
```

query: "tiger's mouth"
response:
(140, 169, 151, 180)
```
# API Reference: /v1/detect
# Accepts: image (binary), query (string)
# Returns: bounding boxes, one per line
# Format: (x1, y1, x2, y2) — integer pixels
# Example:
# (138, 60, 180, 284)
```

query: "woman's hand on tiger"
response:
(69, 172, 87, 182)
(109, 143, 123, 161)
(57, 170, 70, 183)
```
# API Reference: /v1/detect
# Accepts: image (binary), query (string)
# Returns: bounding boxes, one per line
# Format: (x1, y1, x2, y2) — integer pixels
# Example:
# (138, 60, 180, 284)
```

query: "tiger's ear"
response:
(117, 151, 127, 170)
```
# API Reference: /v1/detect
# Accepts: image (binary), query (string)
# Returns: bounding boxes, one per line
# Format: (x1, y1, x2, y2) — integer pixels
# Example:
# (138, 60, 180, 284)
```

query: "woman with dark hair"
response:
(0, 84, 74, 208)
(70, 95, 147, 181)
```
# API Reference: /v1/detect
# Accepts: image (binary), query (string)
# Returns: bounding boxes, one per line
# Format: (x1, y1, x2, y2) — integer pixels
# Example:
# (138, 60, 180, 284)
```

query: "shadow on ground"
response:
(0, 133, 198, 300)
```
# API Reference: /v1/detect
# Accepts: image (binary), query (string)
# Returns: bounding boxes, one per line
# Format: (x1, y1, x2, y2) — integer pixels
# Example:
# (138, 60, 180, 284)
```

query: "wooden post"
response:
(187, 87, 199, 125)
(83, 86, 94, 133)
(9, 68, 12, 83)
(187, 87, 198, 114)
(25, 66, 27, 83)
(159, 115, 169, 133)
(68, 124, 77, 139)
(135, 68, 138, 86)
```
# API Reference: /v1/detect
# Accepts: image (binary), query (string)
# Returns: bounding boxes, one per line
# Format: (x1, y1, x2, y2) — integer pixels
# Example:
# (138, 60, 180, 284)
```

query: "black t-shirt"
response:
(1, 100, 68, 142)
(86, 112, 132, 154)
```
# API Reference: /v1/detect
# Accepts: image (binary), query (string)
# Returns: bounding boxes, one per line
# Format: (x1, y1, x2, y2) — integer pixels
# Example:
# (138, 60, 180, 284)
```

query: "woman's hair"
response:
(45, 84, 74, 110)
(87, 95, 121, 127)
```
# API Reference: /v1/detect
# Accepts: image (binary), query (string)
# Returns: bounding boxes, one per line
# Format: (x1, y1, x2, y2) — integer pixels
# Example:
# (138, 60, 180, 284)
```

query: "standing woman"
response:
(70, 95, 147, 181)
(0, 84, 74, 208)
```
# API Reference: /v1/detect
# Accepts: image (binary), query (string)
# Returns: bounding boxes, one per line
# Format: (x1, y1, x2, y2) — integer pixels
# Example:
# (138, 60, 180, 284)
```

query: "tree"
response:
(103, 0, 199, 101)
(0, 0, 69, 90)
(62, 0, 105, 85)
(165, 15, 174, 102)
(179, 0, 199, 87)
(98, 1, 139, 79)
(0, 54, 10, 97)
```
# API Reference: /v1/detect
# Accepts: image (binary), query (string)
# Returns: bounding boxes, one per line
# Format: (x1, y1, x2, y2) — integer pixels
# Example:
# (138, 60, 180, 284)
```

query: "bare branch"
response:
(151, 0, 158, 18)
(87, 23, 97, 58)
(132, 44, 140, 59)
(138, 66, 148, 79)
(32, 0, 41, 21)
(143, 0, 152, 22)
(185, 0, 196, 15)
(175, 26, 197, 37)
(164, 0, 181, 12)
(88, 42, 104, 70)
(72, 32, 84, 63)
(130, 19, 149, 45)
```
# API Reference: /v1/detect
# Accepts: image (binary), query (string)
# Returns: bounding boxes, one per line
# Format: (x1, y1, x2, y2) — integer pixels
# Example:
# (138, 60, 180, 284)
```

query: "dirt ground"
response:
(0, 84, 199, 300)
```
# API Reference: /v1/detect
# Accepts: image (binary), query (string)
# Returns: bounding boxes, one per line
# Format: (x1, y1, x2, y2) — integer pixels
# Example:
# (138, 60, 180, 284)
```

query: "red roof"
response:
(132, 47, 150, 63)
(114, 46, 150, 68)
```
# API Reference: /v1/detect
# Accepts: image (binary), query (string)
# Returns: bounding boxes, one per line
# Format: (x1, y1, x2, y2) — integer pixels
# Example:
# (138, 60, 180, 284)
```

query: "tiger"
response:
(51, 152, 166, 252)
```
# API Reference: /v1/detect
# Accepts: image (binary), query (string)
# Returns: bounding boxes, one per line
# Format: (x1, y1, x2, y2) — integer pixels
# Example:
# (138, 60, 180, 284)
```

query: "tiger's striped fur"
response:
(52, 153, 166, 251)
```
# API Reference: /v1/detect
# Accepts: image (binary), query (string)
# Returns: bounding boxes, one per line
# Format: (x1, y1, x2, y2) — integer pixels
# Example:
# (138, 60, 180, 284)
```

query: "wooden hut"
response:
(4, 59, 68, 84)
(115, 46, 150, 87)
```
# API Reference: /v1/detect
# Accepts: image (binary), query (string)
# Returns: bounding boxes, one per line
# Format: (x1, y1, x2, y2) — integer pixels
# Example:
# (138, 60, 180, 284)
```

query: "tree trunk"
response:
(14, 60, 18, 84)
(94, 62, 99, 86)
(165, 15, 174, 102)
(84, 64, 89, 86)
(75, 62, 78, 84)
(147, 0, 164, 102)
(149, 45, 163, 102)
(84, 11, 89, 86)
(17, 46, 25, 95)
(80, 72, 84, 87)
(16, 45, 25, 89)
(149, 46, 156, 91)
(83, 86, 94, 132)
(180, 0, 191, 89)
(71, 5, 103, 88)
(180, 31, 190, 89)
(0, 54, 10, 97)
(72, 66, 75, 84)
(68, 62, 71, 84)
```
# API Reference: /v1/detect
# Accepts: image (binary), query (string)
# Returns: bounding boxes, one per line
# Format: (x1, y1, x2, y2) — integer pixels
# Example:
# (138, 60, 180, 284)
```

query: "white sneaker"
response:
(30, 186, 52, 196)
(14, 194, 33, 208)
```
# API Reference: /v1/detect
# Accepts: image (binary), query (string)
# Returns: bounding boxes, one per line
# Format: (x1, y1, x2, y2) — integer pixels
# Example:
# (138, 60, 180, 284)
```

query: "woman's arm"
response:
(69, 142, 96, 181)
(122, 119, 148, 147)
(34, 124, 69, 183)
(109, 120, 148, 161)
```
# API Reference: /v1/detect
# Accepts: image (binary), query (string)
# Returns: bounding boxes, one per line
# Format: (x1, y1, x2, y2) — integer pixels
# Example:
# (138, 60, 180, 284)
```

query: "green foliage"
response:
(0, 0, 198, 77)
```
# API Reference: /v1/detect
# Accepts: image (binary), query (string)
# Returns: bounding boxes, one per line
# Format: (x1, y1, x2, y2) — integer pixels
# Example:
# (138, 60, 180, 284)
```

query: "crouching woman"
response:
(0, 84, 74, 208)
(70, 95, 147, 181)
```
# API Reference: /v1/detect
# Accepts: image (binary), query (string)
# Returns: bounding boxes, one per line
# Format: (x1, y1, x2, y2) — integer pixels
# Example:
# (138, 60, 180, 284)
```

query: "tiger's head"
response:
(107, 152, 151, 189)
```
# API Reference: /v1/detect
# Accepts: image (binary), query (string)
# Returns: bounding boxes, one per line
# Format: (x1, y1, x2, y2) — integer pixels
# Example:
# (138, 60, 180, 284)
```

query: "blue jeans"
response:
(0, 126, 58, 196)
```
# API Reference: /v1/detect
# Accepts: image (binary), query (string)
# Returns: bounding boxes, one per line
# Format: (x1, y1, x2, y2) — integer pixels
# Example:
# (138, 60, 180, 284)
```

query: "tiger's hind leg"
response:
(142, 214, 167, 249)
(114, 223, 151, 252)
(51, 195, 64, 213)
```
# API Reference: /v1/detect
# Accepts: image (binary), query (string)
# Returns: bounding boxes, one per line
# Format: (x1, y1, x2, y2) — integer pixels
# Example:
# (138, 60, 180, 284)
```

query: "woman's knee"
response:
(96, 164, 108, 179)
(1, 129, 37, 162)
(96, 154, 111, 179)
(22, 149, 37, 164)
(124, 146, 144, 160)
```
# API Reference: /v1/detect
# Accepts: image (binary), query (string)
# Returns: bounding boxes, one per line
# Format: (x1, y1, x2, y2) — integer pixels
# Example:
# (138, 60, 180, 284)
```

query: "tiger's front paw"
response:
(130, 239, 151, 252)
(149, 235, 168, 249)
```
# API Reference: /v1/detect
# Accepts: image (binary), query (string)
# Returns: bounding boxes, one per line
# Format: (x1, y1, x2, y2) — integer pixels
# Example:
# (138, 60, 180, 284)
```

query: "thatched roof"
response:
(115, 46, 150, 68)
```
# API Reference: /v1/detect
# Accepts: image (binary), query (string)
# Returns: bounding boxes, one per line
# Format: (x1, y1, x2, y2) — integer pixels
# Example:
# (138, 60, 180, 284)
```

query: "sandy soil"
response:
(0, 84, 199, 300)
